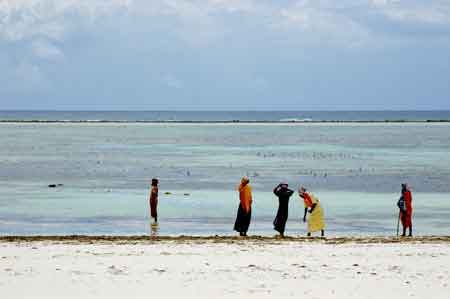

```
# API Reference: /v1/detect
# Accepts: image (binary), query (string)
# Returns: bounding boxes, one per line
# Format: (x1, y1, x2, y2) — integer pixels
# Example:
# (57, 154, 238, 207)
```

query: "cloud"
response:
(371, 0, 450, 25)
(273, 1, 371, 48)
(0, 0, 450, 108)
(0, 0, 131, 94)
(0, 0, 131, 42)
(1, 1, 449, 49)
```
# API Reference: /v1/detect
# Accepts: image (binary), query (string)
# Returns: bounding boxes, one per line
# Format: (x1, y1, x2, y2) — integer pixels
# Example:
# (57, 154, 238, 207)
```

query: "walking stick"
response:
(396, 210, 400, 237)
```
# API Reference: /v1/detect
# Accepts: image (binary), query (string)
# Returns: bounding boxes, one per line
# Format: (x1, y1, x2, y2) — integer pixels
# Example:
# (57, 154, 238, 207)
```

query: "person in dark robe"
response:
(399, 183, 413, 237)
(273, 182, 294, 237)
(234, 177, 253, 236)
(149, 178, 159, 224)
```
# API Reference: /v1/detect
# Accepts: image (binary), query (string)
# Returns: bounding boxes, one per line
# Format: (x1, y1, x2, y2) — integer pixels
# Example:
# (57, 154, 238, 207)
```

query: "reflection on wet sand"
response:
(151, 222, 159, 237)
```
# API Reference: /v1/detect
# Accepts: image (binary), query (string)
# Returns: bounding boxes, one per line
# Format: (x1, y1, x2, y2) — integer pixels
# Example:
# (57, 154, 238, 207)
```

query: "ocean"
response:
(0, 111, 449, 236)
(1, 110, 450, 122)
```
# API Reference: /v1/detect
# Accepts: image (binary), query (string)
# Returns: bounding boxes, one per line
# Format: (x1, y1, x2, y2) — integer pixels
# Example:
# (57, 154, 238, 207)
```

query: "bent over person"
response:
(234, 177, 253, 236)
(299, 187, 325, 237)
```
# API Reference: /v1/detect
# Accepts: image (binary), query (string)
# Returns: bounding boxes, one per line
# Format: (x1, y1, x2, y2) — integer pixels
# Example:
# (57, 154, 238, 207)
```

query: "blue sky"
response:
(1, 0, 450, 110)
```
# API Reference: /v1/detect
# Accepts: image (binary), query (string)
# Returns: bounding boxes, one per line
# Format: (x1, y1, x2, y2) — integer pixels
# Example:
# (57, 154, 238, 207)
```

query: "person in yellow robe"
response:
(299, 187, 325, 237)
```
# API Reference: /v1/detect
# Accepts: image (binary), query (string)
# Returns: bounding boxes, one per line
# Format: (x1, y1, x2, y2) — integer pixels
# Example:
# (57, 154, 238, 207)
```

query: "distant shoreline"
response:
(1, 235, 449, 244)
(1, 120, 450, 124)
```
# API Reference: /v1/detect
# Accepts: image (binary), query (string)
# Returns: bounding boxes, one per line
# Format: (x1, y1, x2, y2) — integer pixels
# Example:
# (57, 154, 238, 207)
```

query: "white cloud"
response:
(369, 0, 450, 25)
(208, 0, 261, 14)
(1, 1, 449, 50)
(0, 0, 131, 42)
(1, 0, 450, 96)
(0, 0, 131, 91)
(274, 1, 371, 48)
(380, 6, 450, 25)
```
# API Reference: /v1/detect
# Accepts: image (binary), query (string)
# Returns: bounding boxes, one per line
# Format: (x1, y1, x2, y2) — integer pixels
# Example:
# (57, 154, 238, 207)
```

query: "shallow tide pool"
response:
(1, 123, 449, 236)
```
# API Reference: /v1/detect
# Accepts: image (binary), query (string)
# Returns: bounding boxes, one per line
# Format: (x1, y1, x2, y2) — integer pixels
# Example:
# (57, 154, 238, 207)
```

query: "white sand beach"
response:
(0, 236, 449, 299)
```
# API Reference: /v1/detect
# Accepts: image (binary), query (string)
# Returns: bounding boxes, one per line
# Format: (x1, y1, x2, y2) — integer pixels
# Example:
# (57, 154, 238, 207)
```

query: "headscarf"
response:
(151, 178, 159, 187)
(238, 176, 250, 192)
(238, 177, 252, 212)
(299, 186, 313, 206)
(298, 186, 307, 197)
(401, 183, 410, 192)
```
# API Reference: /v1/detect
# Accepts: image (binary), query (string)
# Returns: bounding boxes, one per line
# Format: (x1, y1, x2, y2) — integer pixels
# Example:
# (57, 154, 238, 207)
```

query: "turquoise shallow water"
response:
(0, 123, 449, 236)
(0, 185, 449, 236)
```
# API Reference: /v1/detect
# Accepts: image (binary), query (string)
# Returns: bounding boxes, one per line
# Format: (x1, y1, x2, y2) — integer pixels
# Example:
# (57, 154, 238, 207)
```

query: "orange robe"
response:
(303, 192, 313, 208)
(234, 183, 252, 233)
(239, 184, 252, 213)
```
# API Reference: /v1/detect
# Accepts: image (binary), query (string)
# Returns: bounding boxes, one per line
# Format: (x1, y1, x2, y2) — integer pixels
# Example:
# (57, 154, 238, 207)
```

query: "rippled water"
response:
(1, 123, 449, 236)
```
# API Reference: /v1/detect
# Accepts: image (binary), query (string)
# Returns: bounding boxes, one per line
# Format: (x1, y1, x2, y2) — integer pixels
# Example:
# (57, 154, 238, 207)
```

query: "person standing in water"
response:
(234, 177, 253, 237)
(299, 187, 325, 237)
(398, 183, 413, 237)
(149, 178, 159, 225)
(273, 183, 294, 237)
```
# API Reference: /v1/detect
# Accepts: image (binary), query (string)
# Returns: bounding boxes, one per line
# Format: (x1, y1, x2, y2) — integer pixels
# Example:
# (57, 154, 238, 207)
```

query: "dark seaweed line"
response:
(1, 120, 450, 124)
(0, 235, 449, 244)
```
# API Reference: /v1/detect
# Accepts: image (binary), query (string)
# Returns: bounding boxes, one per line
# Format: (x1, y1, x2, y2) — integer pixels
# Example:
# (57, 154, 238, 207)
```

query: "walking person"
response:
(234, 177, 253, 237)
(149, 178, 159, 226)
(398, 183, 413, 237)
(299, 187, 325, 237)
(273, 183, 294, 237)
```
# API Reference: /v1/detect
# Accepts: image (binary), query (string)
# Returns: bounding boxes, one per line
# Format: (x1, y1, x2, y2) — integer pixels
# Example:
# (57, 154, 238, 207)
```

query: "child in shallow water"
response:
(149, 178, 159, 225)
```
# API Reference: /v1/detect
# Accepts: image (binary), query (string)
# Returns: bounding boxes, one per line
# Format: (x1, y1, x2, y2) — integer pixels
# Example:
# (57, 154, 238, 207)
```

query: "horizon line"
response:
(2, 109, 450, 112)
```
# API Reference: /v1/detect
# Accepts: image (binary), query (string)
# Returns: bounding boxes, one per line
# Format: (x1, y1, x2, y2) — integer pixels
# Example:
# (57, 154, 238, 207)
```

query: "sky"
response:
(0, 0, 450, 110)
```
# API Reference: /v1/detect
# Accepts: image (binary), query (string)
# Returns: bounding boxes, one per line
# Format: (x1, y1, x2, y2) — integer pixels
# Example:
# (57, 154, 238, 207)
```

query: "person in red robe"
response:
(149, 178, 159, 224)
(399, 183, 413, 237)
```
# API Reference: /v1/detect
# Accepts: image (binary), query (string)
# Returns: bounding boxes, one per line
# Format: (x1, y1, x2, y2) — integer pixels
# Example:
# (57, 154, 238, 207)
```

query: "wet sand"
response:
(1, 236, 449, 299)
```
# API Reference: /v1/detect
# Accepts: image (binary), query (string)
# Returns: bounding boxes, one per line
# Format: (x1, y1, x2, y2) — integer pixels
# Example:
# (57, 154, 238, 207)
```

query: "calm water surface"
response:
(1, 122, 449, 236)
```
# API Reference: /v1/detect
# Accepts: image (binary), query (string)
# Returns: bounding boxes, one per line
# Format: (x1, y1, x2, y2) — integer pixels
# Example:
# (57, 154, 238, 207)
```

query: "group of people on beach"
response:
(149, 177, 413, 237)
(234, 177, 325, 237)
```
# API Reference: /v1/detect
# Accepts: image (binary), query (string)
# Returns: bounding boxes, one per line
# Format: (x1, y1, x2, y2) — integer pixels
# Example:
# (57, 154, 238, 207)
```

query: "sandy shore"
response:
(1, 236, 449, 299)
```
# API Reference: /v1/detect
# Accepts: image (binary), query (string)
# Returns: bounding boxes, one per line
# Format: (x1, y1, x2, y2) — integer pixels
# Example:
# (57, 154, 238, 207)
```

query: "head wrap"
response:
(151, 178, 159, 186)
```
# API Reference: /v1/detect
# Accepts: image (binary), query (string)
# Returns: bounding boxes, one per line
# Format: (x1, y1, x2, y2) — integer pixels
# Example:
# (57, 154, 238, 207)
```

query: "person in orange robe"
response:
(400, 183, 413, 237)
(149, 178, 159, 224)
(234, 177, 253, 236)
